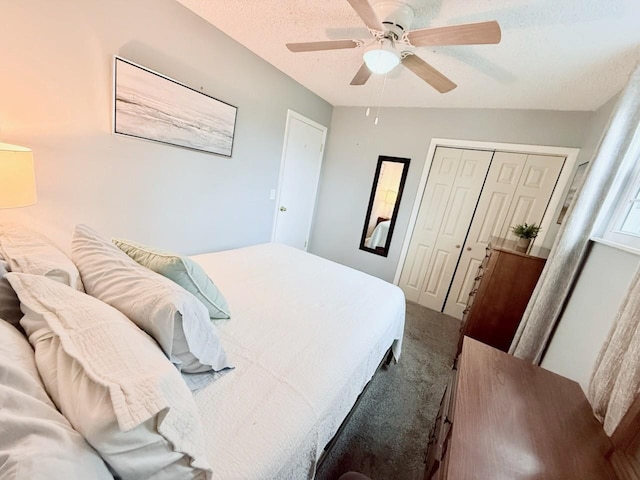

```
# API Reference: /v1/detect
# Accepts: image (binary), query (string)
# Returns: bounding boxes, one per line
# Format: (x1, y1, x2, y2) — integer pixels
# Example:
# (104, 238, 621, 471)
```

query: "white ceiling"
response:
(178, 0, 640, 111)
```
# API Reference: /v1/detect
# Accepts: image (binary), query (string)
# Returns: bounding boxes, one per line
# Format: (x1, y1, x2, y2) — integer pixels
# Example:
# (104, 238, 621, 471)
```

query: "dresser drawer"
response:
(424, 367, 458, 479)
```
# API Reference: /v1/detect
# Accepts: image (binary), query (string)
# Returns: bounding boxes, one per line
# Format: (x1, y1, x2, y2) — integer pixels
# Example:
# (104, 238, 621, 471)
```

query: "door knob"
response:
(455, 244, 461, 248)
(467, 247, 472, 251)
(279, 206, 287, 212)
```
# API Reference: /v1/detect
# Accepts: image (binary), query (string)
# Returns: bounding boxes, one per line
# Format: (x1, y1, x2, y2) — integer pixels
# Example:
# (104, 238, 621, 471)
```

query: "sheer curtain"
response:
(509, 64, 640, 363)
(589, 268, 640, 434)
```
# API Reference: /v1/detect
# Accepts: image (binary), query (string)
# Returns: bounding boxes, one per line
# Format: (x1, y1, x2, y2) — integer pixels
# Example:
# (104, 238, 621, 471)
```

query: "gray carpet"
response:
(314, 301, 461, 480)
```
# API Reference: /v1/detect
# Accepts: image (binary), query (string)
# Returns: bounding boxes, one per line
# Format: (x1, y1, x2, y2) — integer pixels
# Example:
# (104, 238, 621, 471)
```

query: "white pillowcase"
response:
(0, 318, 113, 480)
(7, 272, 212, 480)
(71, 224, 231, 374)
(0, 223, 84, 291)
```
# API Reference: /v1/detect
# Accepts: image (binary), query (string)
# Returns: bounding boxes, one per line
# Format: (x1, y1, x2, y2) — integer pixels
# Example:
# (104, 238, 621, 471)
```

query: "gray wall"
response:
(310, 107, 593, 282)
(0, 0, 332, 253)
(541, 94, 639, 391)
(541, 242, 639, 390)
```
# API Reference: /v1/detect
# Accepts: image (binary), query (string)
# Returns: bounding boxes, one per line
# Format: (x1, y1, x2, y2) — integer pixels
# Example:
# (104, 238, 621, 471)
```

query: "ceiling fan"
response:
(285, 0, 502, 93)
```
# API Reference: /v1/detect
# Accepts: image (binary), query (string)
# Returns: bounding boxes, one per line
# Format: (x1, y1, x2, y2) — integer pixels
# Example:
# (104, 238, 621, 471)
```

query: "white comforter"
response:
(190, 244, 405, 480)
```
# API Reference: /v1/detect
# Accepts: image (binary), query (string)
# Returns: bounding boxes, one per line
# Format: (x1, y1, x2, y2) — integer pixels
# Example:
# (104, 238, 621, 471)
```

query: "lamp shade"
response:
(363, 40, 400, 75)
(385, 189, 398, 205)
(0, 143, 37, 208)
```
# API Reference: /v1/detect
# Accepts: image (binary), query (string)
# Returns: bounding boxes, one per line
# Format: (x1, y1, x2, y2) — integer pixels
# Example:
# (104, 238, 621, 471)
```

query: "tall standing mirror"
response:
(360, 155, 410, 257)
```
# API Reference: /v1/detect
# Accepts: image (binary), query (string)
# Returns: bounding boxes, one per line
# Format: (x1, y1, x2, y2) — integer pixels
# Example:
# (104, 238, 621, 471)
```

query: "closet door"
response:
(399, 147, 492, 310)
(443, 152, 526, 318)
(443, 153, 565, 318)
(498, 154, 566, 240)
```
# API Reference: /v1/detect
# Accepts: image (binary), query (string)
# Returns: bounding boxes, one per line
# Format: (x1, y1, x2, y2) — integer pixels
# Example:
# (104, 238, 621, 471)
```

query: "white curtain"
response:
(588, 267, 640, 435)
(510, 64, 640, 363)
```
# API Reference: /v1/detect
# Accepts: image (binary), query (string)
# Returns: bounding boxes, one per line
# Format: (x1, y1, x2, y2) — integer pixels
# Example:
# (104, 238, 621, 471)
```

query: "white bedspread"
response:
(189, 244, 405, 480)
(365, 220, 391, 249)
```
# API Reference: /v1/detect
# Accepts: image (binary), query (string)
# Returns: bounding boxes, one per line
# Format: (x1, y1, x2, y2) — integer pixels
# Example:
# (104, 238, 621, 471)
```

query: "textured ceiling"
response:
(177, 0, 640, 111)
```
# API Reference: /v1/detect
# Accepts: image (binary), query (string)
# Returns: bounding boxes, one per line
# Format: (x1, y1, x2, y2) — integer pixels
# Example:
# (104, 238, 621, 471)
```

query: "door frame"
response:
(393, 138, 580, 284)
(271, 109, 328, 250)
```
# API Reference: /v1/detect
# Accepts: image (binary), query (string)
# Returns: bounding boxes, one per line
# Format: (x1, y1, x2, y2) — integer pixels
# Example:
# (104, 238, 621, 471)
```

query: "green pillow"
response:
(112, 238, 230, 319)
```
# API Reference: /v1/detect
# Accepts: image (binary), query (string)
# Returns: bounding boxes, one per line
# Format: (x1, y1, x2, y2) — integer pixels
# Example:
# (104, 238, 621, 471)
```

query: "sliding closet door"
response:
(399, 147, 492, 310)
(443, 153, 565, 318)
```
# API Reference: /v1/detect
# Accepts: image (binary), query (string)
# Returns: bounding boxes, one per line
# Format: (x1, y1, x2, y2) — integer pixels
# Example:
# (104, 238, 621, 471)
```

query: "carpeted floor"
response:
(315, 301, 461, 480)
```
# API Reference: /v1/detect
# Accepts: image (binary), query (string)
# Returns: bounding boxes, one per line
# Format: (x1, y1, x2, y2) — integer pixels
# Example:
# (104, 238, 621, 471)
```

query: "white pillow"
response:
(0, 318, 113, 480)
(0, 223, 84, 291)
(71, 224, 231, 374)
(7, 272, 212, 480)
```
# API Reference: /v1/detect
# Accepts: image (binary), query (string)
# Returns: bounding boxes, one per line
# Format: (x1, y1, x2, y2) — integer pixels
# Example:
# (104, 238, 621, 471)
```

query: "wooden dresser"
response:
(459, 237, 548, 352)
(424, 337, 618, 479)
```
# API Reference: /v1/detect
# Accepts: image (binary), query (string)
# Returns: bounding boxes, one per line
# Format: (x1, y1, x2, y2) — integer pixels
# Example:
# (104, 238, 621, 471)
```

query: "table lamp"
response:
(0, 143, 37, 208)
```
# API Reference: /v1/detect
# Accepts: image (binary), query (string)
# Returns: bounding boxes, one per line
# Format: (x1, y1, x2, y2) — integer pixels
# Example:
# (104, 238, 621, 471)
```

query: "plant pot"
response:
(515, 237, 532, 253)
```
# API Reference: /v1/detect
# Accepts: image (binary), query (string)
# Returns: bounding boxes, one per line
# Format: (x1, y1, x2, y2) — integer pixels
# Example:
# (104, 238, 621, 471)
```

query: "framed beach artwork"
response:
(556, 162, 588, 224)
(113, 56, 237, 157)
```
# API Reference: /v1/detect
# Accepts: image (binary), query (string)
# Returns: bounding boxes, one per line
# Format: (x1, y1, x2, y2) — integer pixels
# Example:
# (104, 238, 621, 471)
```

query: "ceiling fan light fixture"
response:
(363, 40, 400, 75)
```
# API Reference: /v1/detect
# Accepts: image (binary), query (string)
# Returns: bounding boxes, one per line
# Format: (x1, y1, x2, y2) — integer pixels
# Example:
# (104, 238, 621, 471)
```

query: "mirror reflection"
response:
(360, 155, 410, 257)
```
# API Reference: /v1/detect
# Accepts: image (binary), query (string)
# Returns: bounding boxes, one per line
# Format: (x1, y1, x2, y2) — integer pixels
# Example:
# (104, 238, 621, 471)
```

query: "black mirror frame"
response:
(359, 155, 410, 257)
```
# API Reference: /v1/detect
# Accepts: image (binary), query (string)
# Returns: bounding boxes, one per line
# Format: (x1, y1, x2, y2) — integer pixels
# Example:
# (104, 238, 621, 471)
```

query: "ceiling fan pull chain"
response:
(374, 71, 389, 126)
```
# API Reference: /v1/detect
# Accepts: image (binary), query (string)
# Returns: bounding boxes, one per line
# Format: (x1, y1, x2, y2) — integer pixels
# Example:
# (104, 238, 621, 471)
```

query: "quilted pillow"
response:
(0, 223, 83, 291)
(113, 238, 230, 319)
(0, 317, 113, 480)
(7, 272, 213, 480)
(71, 224, 231, 374)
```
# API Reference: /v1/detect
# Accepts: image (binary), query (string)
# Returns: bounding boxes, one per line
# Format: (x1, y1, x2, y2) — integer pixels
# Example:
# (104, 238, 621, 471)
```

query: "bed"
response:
(191, 243, 405, 479)
(0, 226, 405, 480)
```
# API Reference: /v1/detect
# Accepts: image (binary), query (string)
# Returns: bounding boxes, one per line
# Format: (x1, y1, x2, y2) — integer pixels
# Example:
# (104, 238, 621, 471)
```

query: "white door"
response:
(398, 147, 493, 310)
(443, 153, 565, 318)
(498, 154, 566, 240)
(443, 151, 527, 318)
(272, 111, 327, 250)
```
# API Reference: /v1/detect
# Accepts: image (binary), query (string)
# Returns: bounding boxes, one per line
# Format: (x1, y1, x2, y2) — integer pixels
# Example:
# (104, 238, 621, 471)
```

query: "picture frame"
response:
(113, 56, 237, 157)
(557, 161, 588, 224)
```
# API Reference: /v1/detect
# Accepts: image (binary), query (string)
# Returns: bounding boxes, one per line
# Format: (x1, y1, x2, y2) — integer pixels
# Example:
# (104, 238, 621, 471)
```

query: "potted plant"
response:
(511, 223, 542, 253)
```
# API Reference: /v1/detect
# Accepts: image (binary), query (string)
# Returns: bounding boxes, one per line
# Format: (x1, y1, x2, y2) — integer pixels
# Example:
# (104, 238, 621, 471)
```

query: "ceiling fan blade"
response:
(346, 0, 384, 31)
(286, 40, 361, 52)
(350, 63, 372, 86)
(406, 21, 501, 47)
(402, 55, 457, 93)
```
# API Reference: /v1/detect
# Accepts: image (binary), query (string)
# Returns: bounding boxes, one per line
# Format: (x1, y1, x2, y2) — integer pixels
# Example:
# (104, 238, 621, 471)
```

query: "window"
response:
(594, 150, 640, 252)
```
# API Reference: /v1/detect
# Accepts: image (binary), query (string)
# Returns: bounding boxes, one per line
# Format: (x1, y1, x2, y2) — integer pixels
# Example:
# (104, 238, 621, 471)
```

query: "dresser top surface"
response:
(447, 337, 617, 480)
(489, 236, 550, 259)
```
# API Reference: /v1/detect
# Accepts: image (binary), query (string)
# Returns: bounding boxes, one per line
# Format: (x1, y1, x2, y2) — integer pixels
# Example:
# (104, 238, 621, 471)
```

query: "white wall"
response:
(0, 0, 332, 253)
(310, 107, 593, 282)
